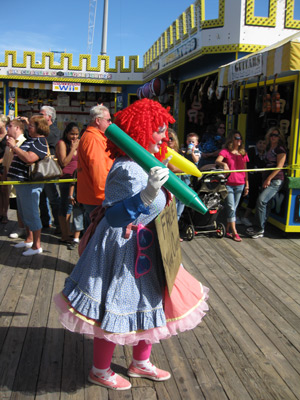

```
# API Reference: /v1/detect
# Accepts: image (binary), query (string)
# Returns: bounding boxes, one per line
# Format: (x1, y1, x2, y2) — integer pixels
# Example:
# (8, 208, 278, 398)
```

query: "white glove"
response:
(140, 166, 169, 206)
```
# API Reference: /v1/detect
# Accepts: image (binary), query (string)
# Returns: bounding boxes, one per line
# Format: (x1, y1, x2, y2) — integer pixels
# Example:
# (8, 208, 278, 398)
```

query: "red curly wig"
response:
(107, 98, 175, 161)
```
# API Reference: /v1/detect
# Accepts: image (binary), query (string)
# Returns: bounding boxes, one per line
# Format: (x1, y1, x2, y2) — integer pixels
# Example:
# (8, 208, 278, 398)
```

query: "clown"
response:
(55, 99, 209, 390)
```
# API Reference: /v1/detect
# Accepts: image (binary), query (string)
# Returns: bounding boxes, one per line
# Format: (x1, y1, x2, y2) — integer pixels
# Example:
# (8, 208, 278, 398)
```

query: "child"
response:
(67, 170, 85, 250)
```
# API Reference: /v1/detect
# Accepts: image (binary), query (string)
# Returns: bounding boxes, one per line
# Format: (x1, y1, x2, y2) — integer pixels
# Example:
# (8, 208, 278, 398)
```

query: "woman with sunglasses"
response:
(55, 99, 209, 390)
(215, 131, 249, 242)
(246, 127, 286, 239)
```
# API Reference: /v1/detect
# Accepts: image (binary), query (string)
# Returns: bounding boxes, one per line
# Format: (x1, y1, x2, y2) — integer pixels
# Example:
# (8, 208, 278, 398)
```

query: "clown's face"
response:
(148, 124, 167, 154)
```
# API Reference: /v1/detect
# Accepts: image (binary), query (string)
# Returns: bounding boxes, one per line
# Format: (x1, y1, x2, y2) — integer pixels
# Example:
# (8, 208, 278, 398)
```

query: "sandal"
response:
(233, 233, 242, 242)
(226, 232, 233, 239)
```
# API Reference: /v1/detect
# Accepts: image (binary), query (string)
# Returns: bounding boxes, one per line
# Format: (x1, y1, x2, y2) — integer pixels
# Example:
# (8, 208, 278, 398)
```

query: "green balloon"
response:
(105, 124, 207, 215)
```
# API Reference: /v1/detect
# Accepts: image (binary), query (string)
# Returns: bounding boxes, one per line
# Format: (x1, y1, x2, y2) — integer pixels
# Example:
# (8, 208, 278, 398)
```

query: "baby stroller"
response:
(179, 167, 228, 240)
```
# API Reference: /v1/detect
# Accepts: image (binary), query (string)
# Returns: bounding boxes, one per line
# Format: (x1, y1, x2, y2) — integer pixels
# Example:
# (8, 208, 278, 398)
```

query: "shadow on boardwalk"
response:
(0, 209, 300, 400)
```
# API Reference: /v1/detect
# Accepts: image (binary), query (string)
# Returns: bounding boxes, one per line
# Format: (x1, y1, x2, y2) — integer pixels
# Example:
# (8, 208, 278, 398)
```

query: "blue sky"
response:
(0, 0, 216, 66)
(0, 0, 299, 67)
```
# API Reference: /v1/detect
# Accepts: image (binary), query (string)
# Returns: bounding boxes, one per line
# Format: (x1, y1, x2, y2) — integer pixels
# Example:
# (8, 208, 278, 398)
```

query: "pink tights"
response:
(93, 337, 152, 369)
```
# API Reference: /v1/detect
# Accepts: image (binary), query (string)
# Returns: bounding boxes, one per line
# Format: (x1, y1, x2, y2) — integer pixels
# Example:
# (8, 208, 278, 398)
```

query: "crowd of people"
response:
(0, 97, 289, 391)
(0, 103, 288, 256)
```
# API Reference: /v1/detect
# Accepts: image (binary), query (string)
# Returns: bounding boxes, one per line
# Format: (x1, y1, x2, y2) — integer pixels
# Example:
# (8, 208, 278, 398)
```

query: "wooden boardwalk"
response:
(0, 209, 300, 400)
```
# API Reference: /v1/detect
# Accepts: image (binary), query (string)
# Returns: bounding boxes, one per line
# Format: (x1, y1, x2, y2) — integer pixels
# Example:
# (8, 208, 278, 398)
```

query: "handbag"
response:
(29, 144, 62, 181)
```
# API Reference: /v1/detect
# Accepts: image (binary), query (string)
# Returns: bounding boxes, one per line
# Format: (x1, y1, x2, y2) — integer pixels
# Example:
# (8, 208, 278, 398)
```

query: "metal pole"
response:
(101, 0, 108, 55)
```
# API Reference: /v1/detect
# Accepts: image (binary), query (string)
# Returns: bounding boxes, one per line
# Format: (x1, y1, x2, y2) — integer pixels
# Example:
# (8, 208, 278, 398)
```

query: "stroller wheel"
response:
(216, 222, 226, 238)
(185, 225, 195, 241)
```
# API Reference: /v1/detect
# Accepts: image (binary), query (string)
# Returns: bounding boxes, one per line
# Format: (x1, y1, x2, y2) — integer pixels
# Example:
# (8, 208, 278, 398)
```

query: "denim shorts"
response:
(58, 182, 73, 216)
(15, 183, 44, 231)
(72, 203, 85, 232)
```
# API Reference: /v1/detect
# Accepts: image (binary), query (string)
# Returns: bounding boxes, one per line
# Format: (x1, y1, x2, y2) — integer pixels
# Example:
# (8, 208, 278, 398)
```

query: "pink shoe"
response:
(127, 362, 171, 381)
(233, 233, 242, 242)
(88, 369, 131, 391)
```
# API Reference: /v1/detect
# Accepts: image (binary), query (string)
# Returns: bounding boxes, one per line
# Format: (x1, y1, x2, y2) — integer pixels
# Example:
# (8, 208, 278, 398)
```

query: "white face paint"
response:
(148, 124, 167, 154)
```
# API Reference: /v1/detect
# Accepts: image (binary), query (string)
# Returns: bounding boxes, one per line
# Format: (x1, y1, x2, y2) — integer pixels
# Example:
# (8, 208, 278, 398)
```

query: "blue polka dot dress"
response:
(55, 157, 209, 345)
(61, 158, 168, 334)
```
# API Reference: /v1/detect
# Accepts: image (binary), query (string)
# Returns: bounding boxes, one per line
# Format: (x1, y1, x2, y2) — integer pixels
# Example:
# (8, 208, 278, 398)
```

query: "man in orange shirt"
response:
(77, 105, 114, 225)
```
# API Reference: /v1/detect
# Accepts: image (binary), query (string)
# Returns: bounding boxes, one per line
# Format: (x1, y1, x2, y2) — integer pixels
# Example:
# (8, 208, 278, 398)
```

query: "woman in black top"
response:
(7, 116, 49, 256)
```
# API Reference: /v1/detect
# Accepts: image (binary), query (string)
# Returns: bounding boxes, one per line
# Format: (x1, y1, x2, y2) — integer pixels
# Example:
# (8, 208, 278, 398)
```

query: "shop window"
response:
(285, 0, 300, 28)
(245, 0, 277, 27)
(254, 0, 269, 17)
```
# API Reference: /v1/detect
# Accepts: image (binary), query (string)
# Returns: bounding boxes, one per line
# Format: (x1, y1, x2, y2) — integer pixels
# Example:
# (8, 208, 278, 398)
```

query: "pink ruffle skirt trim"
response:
(54, 266, 209, 346)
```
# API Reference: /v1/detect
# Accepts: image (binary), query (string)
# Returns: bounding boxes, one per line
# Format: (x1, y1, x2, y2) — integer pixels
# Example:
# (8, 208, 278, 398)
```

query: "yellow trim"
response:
(245, 0, 277, 27)
(3, 84, 6, 115)
(290, 73, 300, 174)
(202, 0, 225, 29)
(0, 75, 142, 86)
(0, 51, 143, 73)
(190, 4, 197, 34)
(181, 12, 188, 40)
(175, 20, 180, 43)
(14, 87, 18, 116)
(285, 0, 300, 29)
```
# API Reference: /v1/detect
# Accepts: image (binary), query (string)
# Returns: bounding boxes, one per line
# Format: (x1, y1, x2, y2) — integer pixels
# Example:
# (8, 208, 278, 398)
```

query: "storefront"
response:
(218, 32, 300, 233)
(0, 51, 143, 131)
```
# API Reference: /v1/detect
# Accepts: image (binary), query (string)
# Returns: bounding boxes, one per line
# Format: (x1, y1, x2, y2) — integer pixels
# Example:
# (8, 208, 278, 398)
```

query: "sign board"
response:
(161, 37, 197, 68)
(229, 54, 263, 83)
(53, 82, 81, 92)
(155, 198, 182, 295)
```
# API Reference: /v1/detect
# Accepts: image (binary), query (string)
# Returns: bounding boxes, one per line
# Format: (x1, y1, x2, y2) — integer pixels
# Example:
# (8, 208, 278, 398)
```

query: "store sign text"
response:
(7, 69, 112, 80)
(52, 82, 81, 92)
(162, 38, 197, 67)
(229, 54, 262, 82)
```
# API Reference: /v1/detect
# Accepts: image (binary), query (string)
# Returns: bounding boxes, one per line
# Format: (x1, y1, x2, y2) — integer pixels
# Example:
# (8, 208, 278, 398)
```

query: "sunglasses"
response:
(219, 126, 225, 129)
(99, 117, 112, 123)
(234, 136, 242, 140)
(135, 224, 154, 279)
(270, 133, 279, 137)
(168, 137, 174, 141)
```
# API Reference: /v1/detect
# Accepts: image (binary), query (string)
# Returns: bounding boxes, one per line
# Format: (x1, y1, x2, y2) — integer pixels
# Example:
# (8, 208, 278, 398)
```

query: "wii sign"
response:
(52, 82, 81, 92)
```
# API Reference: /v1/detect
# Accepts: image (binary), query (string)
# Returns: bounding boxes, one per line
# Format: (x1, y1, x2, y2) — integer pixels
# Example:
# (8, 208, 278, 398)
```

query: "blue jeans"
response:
(40, 183, 60, 227)
(225, 185, 244, 222)
(255, 179, 283, 230)
(58, 182, 73, 216)
(16, 183, 44, 231)
(82, 203, 98, 228)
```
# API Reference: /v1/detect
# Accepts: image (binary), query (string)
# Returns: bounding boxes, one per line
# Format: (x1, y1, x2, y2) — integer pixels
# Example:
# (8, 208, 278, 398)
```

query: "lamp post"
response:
(101, 0, 109, 55)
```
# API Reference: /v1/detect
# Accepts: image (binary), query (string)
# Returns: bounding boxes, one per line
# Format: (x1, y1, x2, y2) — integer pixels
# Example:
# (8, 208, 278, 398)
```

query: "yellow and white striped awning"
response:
(8, 81, 122, 93)
(82, 85, 122, 93)
(218, 32, 300, 87)
(9, 81, 52, 89)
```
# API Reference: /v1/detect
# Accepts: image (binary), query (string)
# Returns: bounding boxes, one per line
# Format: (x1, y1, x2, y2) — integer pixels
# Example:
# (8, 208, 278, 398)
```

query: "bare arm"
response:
(56, 139, 79, 168)
(215, 154, 229, 170)
(262, 153, 286, 189)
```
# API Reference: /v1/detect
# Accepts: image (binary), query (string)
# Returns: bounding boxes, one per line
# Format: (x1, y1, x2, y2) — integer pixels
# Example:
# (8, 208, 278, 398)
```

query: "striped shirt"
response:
(8, 137, 48, 181)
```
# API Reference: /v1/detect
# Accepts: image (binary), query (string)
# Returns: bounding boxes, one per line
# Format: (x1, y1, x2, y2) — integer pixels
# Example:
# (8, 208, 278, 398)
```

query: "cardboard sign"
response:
(155, 198, 182, 295)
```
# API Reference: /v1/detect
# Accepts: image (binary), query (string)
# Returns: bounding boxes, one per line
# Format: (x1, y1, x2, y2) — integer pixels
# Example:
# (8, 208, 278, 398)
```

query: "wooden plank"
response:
(161, 336, 207, 400)
(181, 240, 300, 400)
(178, 330, 230, 400)
(0, 265, 42, 399)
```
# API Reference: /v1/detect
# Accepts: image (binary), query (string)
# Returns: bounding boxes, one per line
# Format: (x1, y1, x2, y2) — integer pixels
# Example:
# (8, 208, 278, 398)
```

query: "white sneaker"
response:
(14, 241, 33, 248)
(9, 228, 25, 239)
(22, 248, 43, 256)
(241, 217, 252, 227)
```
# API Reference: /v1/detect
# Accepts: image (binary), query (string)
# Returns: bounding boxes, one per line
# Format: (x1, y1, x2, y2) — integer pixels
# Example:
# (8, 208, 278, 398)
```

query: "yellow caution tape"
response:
(0, 178, 77, 185)
(0, 165, 299, 184)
